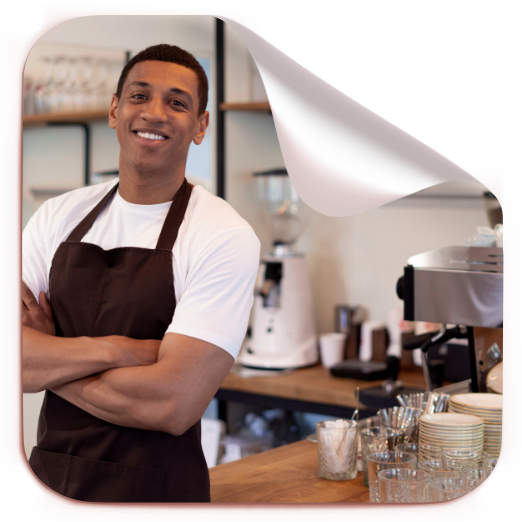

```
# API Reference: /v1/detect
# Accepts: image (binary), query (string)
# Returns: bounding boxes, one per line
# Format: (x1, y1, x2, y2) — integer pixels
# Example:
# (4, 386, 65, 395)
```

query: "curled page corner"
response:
(223, 18, 476, 217)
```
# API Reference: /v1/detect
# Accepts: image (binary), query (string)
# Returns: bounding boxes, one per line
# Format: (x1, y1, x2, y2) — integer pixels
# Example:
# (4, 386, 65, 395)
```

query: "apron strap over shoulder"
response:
(66, 183, 120, 243)
(155, 179, 193, 251)
(65, 179, 192, 249)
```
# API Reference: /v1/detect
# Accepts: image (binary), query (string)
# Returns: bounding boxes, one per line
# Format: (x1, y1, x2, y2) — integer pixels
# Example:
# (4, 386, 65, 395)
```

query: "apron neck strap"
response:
(66, 183, 119, 242)
(65, 179, 193, 249)
(156, 178, 193, 251)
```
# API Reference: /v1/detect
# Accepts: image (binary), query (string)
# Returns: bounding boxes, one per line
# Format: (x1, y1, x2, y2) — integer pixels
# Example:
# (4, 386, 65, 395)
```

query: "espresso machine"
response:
(351, 245, 503, 410)
(236, 169, 318, 369)
(397, 245, 504, 394)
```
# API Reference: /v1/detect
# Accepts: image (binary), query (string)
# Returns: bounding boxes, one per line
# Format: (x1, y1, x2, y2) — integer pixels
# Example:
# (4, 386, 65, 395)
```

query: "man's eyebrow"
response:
(127, 82, 193, 104)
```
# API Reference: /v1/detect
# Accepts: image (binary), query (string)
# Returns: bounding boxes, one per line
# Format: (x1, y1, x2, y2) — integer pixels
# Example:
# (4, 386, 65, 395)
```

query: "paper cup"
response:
(319, 333, 346, 368)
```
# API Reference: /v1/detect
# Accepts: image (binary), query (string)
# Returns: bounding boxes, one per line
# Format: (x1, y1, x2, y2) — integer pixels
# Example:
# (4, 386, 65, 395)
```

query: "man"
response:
(22, 44, 260, 503)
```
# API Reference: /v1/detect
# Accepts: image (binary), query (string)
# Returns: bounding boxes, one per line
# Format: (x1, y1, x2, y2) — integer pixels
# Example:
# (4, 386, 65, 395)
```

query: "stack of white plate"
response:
(449, 394, 502, 457)
(419, 413, 484, 460)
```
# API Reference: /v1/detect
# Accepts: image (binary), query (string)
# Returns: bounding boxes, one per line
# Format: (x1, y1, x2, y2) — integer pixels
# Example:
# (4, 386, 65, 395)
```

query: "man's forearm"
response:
(22, 326, 160, 393)
(52, 364, 178, 434)
(23, 326, 120, 393)
(51, 333, 234, 436)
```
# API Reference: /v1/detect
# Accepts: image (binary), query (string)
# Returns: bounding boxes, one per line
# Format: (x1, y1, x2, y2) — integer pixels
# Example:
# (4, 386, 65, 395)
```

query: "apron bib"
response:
(28, 179, 210, 503)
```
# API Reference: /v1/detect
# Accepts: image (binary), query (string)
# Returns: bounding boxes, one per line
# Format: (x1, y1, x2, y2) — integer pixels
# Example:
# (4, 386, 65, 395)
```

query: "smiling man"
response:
(22, 44, 260, 503)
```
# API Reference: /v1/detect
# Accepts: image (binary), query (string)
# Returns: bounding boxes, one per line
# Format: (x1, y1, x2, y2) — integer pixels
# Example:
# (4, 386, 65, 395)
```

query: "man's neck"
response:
(117, 166, 186, 205)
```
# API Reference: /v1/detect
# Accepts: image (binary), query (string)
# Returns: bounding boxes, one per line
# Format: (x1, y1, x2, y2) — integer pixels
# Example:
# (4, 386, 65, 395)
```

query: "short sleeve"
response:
(166, 229, 261, 359)
(22, 204, 51, 303)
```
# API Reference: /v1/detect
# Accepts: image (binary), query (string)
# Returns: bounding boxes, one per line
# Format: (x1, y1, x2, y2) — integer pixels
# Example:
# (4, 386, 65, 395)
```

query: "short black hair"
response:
(115, 44, 209, 116)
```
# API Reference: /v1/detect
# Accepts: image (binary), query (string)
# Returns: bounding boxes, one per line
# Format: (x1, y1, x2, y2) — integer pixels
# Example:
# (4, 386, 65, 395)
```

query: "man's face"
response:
(109, 60, 209, 176)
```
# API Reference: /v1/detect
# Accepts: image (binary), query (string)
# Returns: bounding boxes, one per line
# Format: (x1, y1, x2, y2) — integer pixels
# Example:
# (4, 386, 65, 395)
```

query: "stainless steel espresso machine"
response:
(356, 245, 503, 410)
(397, 245, 503, 394)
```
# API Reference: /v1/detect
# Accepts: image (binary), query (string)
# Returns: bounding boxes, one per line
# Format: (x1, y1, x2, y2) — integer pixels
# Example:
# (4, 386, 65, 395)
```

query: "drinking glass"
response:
(316, 420, 358, 480)
(360, 427, 405, 486)
(418, 458, 464, 480)
(34, 57, 52, 114)
(419, 443, 442, 461)
(465, 457, 498, 482)
(366, 451, 417, 503)
(462, 467, 493, 480)
(93, 58, 111, 109)
(378, 468, 431, 503)
(58, 57, 76, 113)
(443, 450, 492, 468)
(53, 56, 69, 113)
(483, 458, 498, 469)
(108, 59, 124, 94)
(394, 443, 420, 460)
(34, 57, 60, 114)
(430, 476, 484, 502)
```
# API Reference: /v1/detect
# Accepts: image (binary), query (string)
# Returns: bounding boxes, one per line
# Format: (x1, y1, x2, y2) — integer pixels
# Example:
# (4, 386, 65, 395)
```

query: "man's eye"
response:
(170, 100, 184, 107)
(132, 94, 146, 99)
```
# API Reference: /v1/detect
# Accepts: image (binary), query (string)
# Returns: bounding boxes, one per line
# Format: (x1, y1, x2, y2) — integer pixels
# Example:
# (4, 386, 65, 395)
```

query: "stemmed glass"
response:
(34, 57, 59, 113)
(108, 59, 123, 97)
(58, 56, 75, 113)
(70, 56, 99, 112)
(93, 58, 111, 109)
(52, 55, 69, 113)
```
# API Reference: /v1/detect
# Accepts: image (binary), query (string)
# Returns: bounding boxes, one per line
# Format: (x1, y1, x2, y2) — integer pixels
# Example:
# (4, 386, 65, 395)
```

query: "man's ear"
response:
(108, 94, 119, 129)
(193, 111, 210, 145)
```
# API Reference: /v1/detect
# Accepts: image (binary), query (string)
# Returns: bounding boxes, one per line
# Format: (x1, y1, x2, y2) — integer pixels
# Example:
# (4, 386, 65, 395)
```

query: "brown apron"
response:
(28, 179, 211, 503)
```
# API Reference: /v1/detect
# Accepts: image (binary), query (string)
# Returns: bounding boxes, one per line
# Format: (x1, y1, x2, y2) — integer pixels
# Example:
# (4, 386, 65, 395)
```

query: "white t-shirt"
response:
(22, 179, 261, 359)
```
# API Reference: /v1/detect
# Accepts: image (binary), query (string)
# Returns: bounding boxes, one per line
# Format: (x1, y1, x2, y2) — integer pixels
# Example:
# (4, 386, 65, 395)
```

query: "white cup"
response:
(319, 333, 346, 368)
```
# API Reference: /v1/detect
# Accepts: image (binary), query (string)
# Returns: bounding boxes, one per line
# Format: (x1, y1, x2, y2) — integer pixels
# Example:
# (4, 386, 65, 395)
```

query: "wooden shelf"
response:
(220, 101, 271, 113)
(23, 102, 272, 125)
(23, 110, 109, 127)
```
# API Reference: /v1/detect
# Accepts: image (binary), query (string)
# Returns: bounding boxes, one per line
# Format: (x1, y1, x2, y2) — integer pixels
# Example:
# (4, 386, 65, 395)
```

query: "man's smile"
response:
(132, 129, 169, 144)
(137, 132, 166, 141)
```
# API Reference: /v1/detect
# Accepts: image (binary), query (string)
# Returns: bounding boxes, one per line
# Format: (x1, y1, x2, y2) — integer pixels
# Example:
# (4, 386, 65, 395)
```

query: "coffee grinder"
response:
(237, 168, 318, 369)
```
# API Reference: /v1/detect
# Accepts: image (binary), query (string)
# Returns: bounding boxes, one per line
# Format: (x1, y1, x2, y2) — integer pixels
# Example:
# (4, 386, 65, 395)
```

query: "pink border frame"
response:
(0, 3, 521, 521)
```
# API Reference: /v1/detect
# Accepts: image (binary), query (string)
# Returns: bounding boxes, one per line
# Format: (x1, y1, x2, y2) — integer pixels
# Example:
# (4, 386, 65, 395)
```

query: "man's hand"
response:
(22, 281, 55, 336)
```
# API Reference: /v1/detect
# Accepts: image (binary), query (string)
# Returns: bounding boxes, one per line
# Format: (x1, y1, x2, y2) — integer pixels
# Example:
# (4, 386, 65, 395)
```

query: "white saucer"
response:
(421, 413, 483, 427)
(450, 393, 503, 410)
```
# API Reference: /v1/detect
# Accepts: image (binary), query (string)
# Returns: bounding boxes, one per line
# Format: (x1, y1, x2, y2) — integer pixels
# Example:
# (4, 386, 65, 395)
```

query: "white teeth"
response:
(137, 132, 166, 141)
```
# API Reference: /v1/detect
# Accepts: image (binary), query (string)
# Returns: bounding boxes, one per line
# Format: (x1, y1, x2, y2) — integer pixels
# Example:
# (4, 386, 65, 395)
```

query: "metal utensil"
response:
(333, 389, 360, 454)
(377, 406, 423, 442)
(351, 387, 360, 422)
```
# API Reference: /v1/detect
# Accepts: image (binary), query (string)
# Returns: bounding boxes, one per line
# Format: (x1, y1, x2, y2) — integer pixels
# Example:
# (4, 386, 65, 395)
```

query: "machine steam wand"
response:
(403, 325, 468, 391)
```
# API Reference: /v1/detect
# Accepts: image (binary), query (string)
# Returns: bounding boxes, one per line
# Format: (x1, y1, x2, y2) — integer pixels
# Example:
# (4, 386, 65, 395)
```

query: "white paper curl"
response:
(224, 19, 480, 217)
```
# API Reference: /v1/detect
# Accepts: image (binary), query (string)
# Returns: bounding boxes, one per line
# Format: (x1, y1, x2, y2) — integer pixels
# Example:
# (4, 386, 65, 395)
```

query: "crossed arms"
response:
(22, 282, 234, 436)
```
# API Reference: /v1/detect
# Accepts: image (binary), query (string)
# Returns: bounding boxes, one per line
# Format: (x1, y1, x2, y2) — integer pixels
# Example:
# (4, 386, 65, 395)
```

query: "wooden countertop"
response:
(210, 439, 369, 503)
(220, 364, 426, 409)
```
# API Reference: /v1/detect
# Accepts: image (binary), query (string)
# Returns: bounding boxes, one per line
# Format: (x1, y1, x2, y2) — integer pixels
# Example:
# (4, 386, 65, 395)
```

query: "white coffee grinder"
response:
(237, 168, 318, 369)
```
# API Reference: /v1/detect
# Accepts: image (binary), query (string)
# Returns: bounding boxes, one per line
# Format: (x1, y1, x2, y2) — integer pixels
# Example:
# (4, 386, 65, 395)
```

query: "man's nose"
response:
(141, 96, 167, 122)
